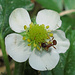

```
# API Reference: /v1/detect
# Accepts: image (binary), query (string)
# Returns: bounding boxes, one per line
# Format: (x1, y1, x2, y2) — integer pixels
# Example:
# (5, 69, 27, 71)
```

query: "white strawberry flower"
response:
(5, 8, 70, 71)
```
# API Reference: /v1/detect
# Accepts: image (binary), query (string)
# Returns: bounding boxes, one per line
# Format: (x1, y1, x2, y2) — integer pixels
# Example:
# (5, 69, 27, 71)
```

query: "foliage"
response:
(0, 0, 75, 75)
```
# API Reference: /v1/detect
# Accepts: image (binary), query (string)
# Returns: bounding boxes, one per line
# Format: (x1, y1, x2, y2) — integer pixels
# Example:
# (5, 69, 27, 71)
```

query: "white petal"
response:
(5, 33, 31, 62)
(9, 8, 31, 33)
(29, 50, 59, 71)
(36, 9, 62, 30)
(53, 30, 70, 53)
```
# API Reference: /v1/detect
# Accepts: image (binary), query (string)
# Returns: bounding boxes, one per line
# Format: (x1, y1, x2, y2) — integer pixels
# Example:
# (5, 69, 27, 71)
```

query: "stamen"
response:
(28, 24, 47, 43)
(47, 41, 50, 44)
(23, 36, 26, 40)
(28, 43, 31, 46)
(29, 22, 34, 28)
(49, 33, 53, 37)
(46, 25, 49, 29)
(24, 25, 27, 30)
(41, 24, 45, 27)
(27, 39, 31, 42)
(34, 43, 37, 47)
(30, 22, 33, 25)
(48, 41, 52, 44)
(23, 23, 55, 51)
(47, 36, 50, 39)
(39, 43, 41, 46)
(47, 30, 51, 32)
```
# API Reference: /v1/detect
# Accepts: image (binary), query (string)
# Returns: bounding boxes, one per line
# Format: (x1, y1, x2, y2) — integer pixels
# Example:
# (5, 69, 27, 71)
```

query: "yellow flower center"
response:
(28, 24, 47, 44)
(21, 22, 55, 51)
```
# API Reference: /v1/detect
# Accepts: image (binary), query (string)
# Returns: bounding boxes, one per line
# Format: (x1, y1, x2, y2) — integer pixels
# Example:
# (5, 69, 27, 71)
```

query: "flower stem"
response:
(14, 62, 24, 75)
(0, 33, 11, 75)
(59, 9, 75, 16)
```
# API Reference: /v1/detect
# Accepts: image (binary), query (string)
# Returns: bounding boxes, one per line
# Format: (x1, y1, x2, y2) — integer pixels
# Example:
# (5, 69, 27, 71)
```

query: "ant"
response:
(41, 37, 57, 51)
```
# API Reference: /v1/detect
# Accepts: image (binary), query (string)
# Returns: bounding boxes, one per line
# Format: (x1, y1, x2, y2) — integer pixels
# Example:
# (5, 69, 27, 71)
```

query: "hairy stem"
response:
(0, 33, 11, 75)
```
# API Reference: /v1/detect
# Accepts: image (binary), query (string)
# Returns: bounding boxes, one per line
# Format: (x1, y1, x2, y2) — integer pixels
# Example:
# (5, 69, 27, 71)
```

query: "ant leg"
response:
(52, 37, 54, 40)
(52, 45, 56, 49)
(52, 36, 54, 41)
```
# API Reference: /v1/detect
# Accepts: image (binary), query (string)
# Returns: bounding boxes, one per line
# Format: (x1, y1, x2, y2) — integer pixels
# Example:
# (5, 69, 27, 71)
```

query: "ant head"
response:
(53, 40, 57, 45)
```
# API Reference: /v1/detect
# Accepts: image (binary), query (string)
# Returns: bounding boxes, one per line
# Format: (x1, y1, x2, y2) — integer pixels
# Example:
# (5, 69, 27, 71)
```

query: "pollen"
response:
(27, 39, 31, 42)
(48, 41, 52, 44)
(39, 43, 41, 46)
(28, 43, 31, 46)
(47, 36, 50, 39)
(49, 33, 53, 37)
(22, 23, 53, 51)
(47, 30, 51, 32)
(23, 36, 26, 40)
(24, 25, 27, 30)
(29, 22, 33, 28)
(28, 24, 47, 44)
(46, 25, 49, 29)
(41, 24, 45, 27)
(34, 43, 37, 47)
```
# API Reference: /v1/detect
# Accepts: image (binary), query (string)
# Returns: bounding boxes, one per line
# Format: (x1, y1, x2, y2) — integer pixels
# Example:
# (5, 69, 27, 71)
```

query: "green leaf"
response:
(0, 4, 3, 31)
(64, 30, 75, 75)
(36, 0, 63, 12)
(60, 16, 75, 32)
(0, 0, 34, 36)
(64, 0, 75, 10)
(7, 0, 34, 11)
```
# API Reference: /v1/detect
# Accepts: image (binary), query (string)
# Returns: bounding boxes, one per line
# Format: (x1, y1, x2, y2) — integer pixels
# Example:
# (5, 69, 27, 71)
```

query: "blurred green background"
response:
(0, 0, 75, 75)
